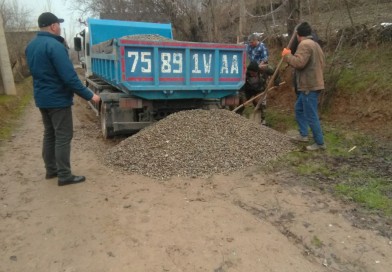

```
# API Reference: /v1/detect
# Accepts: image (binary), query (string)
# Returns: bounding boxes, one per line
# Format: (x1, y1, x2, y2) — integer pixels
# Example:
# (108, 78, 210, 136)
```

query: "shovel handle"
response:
(253, 30, 298, 111)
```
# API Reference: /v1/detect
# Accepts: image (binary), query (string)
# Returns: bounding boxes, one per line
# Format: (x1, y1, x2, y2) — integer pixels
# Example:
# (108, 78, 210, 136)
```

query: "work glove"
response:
(281, 48, 291, 57)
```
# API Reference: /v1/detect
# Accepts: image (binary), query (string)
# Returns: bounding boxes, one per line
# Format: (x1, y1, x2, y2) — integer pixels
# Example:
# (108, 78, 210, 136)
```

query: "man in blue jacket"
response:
(246, 33, 269, 67)
(26, 12, 100, 186)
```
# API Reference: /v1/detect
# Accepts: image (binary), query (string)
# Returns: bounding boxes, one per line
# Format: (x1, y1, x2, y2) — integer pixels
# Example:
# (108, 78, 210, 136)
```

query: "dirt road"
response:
(1, 99, 391, 272)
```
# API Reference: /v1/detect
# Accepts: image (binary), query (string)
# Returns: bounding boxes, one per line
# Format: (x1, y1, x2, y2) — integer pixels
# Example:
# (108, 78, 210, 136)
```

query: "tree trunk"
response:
(344, 0, 354, 26)
(312, 0, 319, 26)
(239, 0, 246, 42)
(286, 0, 300, 35)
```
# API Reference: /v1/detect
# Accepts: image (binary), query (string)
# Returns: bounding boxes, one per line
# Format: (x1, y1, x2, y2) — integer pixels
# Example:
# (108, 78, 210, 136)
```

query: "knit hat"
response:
(296, 22, 312, 37)
(38, 12, 64, 28)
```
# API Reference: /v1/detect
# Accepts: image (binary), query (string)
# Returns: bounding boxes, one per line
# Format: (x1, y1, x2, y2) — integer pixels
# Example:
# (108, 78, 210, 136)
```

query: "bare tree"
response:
(311, 0, 319, 26)
(238, 0, 246, 42)
(0, 0, 35, 82)
(286, 0, 300, 35)
(203, 0, 219, 41)
(137, 0, 204, 41)
(45, 0, 52, 12)
(70, 0, 133, 17)
(72, 0, 194, 40)
(343, 0, 354, 27)
(68, 0, 389, 45)
(0, 0, 32, 31)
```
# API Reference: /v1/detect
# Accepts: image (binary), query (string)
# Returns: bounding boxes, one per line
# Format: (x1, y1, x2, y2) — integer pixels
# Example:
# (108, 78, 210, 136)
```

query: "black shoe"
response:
(58, 175, 86, 186)
(45, 173, 58, 179)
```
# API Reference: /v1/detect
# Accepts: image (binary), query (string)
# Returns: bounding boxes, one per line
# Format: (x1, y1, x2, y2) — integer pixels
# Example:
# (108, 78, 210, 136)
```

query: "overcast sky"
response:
(16, 0, 87, 42)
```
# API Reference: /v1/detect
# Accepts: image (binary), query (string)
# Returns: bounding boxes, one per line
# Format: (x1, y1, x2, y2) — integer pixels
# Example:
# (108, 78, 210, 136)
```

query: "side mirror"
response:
(74, 37, 82, 51)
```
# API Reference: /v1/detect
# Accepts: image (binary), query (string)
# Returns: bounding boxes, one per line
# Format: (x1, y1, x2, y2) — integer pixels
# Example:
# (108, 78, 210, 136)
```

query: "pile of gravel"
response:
(104, 109, 295, 179)
(92, 34, 174, 54)
(120, 34, 174, 42)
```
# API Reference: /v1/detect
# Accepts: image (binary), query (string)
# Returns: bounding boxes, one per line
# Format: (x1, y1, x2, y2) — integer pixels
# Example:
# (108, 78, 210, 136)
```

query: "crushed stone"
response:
(105, 109, 296, 180)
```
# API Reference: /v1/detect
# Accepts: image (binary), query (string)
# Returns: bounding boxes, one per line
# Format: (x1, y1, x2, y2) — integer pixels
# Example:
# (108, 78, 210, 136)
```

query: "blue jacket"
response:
(246, 42, 269, 64)
(25, 32, 93, 108)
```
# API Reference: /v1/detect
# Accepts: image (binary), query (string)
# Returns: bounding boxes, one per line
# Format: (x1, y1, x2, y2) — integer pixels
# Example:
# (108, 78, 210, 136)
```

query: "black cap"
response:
(38, 12, 64, 28)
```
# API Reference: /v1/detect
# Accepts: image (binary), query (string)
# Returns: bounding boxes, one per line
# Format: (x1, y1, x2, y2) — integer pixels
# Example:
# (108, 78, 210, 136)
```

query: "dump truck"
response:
(74, 18, 246, 138)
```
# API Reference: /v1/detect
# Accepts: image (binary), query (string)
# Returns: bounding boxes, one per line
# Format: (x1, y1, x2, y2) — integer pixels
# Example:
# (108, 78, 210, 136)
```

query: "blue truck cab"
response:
(75, 18, 246, 138)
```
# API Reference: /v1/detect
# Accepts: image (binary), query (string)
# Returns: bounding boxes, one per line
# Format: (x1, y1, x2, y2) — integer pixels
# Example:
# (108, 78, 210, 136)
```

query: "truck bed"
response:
(91, 36, 246, 100)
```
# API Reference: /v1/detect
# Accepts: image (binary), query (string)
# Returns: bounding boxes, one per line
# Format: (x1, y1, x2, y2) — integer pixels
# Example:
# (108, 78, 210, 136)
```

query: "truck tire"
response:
(100, 102, 114, 139)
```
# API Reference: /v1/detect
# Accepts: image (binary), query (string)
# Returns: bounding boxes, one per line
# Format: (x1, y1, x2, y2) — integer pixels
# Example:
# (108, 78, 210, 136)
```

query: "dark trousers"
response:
(39, 107, 73, 179)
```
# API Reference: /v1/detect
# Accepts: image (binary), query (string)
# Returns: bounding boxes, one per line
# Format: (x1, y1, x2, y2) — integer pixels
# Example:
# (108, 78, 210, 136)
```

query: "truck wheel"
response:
(100, 103, 114, 139)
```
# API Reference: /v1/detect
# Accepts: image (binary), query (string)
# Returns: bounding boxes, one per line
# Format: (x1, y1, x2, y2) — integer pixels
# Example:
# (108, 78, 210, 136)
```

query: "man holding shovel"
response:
(281, 22, 326, 151)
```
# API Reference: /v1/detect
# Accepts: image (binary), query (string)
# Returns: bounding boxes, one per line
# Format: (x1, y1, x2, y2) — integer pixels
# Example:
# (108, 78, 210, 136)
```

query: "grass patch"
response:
(264, 108, 392, 217)
(0, 77, 33, 141)
(336, 178, 392, 215)
(240, 105, 296, 132)
(336, 46, 392, 94)
(241, 105, 254, 119)
(311, 236, 324, 249)
(296, 162, 332, 177)
(265, 109, 296, 131)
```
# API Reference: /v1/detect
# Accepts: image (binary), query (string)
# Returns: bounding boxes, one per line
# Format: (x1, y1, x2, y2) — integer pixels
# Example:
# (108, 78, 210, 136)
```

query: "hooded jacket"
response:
(25, 32, 93, 108)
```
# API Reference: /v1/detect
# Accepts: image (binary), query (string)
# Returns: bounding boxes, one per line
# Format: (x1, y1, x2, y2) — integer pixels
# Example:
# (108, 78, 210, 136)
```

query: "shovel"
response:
(233, 30, 297, 114)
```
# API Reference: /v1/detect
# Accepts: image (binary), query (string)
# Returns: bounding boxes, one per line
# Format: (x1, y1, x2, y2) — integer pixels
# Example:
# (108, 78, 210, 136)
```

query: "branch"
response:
(344, 0, 354, 27)
(246, 0, 289, 19)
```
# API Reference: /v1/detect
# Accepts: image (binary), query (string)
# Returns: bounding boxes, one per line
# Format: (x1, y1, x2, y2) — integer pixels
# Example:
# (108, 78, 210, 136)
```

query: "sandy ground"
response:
(1, 99, 391, 272)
